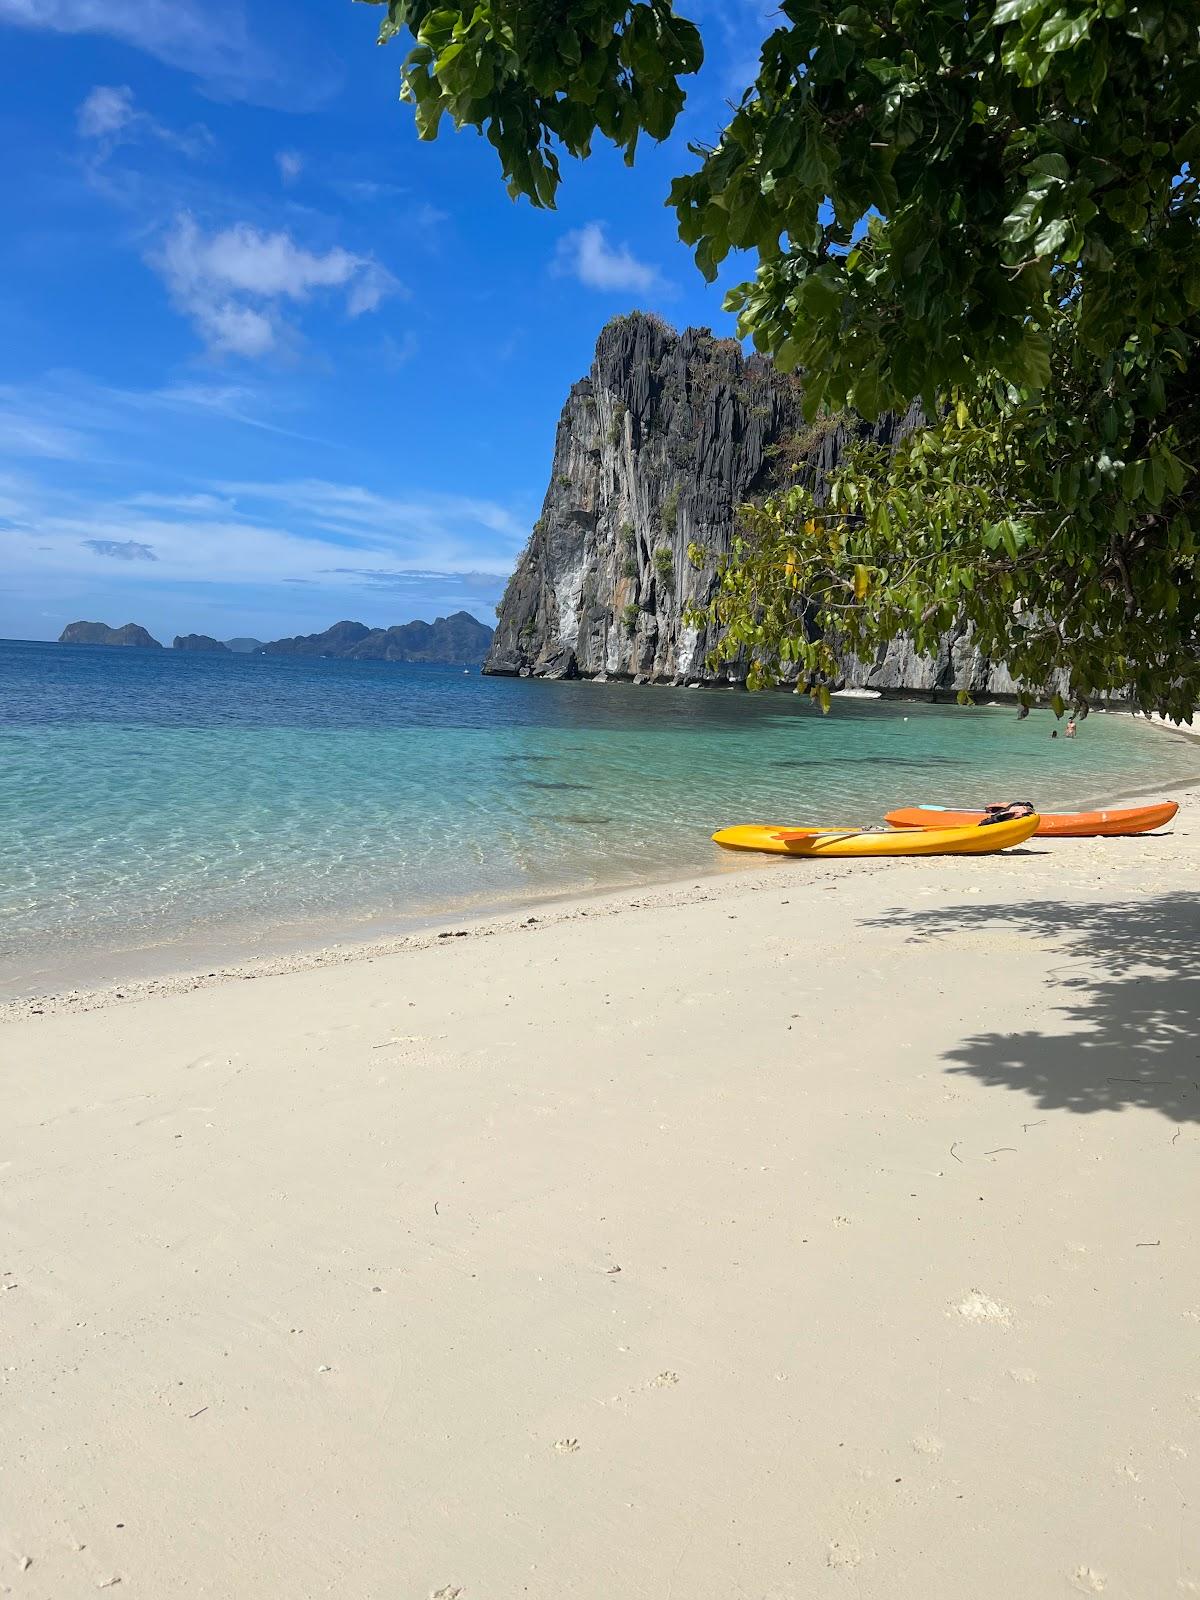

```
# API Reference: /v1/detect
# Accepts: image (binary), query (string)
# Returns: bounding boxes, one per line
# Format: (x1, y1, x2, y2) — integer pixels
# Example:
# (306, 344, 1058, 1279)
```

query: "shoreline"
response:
(5, 776, 1198, 1597)
(5, 761, 1197, 1024)
(7, 665, 1198, 1012)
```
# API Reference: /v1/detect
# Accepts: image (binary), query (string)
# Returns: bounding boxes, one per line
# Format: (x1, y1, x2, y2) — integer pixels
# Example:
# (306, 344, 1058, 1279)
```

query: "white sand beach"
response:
(3, 783, 1199, 1598)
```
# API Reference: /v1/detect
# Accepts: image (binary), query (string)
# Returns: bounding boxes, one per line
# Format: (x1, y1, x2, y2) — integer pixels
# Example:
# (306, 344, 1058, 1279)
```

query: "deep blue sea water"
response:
(2, 639, 1195, 992)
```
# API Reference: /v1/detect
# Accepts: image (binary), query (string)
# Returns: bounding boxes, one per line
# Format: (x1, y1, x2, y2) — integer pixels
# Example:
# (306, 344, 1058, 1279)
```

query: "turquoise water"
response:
(2, 639, 1195, 991)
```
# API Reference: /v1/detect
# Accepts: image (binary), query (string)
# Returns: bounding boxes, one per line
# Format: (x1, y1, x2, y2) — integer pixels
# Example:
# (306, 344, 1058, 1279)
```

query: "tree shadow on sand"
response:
(867, 892, 1200, 1122)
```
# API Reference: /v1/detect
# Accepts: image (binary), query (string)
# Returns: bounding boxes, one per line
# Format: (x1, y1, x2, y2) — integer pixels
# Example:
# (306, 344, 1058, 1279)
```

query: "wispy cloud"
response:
(77, 84, 136, 140)
(1, 466, 518, 638)
(77, 83, 212, 158)
(3, 470, 527, 592)
(151, 380, 324, 440)
(148, 214, 401, 357)
(0, 0, 338, 109)
(0, 407, 89, 460)
(217, 478, 527, 554)
(326, 566, 504, 593)
(553, 222, 666, 294)
(377, 331, 420, 371)
(0, 374, 331, 467)
(125, 491, 235, 514)
(276, 149, 303, 186)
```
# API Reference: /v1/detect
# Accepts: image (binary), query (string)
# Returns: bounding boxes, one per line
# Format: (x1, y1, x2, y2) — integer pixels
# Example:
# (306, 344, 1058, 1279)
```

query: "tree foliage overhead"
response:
(360, 0, 1200, 718)
(359, 0, 702, 204)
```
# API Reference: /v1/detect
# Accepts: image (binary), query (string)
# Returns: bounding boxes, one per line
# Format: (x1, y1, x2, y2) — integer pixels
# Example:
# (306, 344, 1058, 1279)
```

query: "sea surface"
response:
(2, 639, 1196, 994)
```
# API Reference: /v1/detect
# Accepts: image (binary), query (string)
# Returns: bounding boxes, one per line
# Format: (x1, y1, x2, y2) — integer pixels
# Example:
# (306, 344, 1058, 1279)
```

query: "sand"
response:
(3, 784, 1199, 1598)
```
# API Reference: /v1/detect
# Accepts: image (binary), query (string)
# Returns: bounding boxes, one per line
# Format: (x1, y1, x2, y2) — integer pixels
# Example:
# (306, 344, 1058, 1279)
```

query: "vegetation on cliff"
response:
(364, 0, 1199, 717)
(173, 635, 231, 654)
(486, 315, 998, 691)
(59, 622, 162, 648)
(261, 613, 494, 664)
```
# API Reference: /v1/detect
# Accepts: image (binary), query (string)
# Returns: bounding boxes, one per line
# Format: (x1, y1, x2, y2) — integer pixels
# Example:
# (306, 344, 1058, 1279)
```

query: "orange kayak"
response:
(884, 802, 1179, 838)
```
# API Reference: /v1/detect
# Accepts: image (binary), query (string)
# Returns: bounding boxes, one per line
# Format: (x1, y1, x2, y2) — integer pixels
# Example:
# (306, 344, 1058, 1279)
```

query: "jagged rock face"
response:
(173, 634, 231, 653)
(485, 315, 1029, 696)
(59, 621, 162, 648)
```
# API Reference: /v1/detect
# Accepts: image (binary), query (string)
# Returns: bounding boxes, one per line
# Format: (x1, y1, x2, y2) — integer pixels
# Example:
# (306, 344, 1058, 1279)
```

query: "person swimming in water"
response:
(1065, 717, 1077, 737)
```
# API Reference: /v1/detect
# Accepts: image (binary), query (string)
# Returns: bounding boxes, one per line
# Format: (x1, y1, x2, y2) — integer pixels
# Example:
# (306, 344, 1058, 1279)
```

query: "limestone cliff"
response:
(485, 314, 1027, 696)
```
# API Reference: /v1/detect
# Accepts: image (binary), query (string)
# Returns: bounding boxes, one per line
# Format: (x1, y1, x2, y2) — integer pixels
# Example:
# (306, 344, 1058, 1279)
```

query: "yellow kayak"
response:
(712, 813, 1040, 857)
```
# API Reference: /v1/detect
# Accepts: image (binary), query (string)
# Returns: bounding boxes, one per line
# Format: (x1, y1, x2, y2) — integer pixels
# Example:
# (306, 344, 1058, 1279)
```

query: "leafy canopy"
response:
(359, 0, 702, 205)
(360, 0, 1200, 717)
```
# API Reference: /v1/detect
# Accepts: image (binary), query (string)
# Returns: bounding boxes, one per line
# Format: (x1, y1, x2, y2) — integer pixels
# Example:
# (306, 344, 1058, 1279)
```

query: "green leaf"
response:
(1000, 329, 1051, 390)
(993, 0, 1045, 22)
(1039, 10, 1090, 54)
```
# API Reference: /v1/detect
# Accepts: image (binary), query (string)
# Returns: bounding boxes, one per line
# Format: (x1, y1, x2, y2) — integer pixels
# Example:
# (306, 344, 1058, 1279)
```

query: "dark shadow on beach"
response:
(868, 891, 1200, 1122)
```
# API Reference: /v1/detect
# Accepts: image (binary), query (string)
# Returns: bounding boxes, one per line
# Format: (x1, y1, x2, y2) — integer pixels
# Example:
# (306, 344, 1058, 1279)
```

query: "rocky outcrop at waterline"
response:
(484, 314, 1036, 697)
(59, 621, 162, 648)
(174, 634, 231, 653)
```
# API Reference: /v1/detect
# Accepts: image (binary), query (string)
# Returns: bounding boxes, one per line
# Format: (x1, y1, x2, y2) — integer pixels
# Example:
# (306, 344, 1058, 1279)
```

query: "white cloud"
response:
(0, 464, 521, 640)
(217, 478, 527, 551)
(149, 214, 399, 357)
(186, 221, 360, 298)
(345, 262, 397, 318)
(77, 83, 212, 158)
(193, 300, 277, 360)
(276, 150, 303, 185)
(553, 222, 664, 294)
(78, 84, 136, 140)
(0, 452, 528, 594)
(0, 0, 337, 109)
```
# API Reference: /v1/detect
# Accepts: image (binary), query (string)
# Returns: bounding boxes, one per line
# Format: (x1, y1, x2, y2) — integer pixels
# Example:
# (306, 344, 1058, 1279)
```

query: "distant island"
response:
(59, 621, 162, 648)
(174, 634, 231, 654)
(260, 613, 494, 665)
(58, 613, 493, 665)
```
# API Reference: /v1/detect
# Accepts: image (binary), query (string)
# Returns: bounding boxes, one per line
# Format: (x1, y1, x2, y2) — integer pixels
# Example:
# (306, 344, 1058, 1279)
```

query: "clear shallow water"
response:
(2, 639, 1195, 991)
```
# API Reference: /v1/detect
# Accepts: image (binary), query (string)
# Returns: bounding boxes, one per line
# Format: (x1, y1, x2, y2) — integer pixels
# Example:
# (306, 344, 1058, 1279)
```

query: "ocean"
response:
(2, 638, 1195, 995)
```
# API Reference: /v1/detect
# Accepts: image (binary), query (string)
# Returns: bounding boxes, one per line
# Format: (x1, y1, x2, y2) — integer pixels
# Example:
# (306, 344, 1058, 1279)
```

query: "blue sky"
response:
(0, 0, 769, 644)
